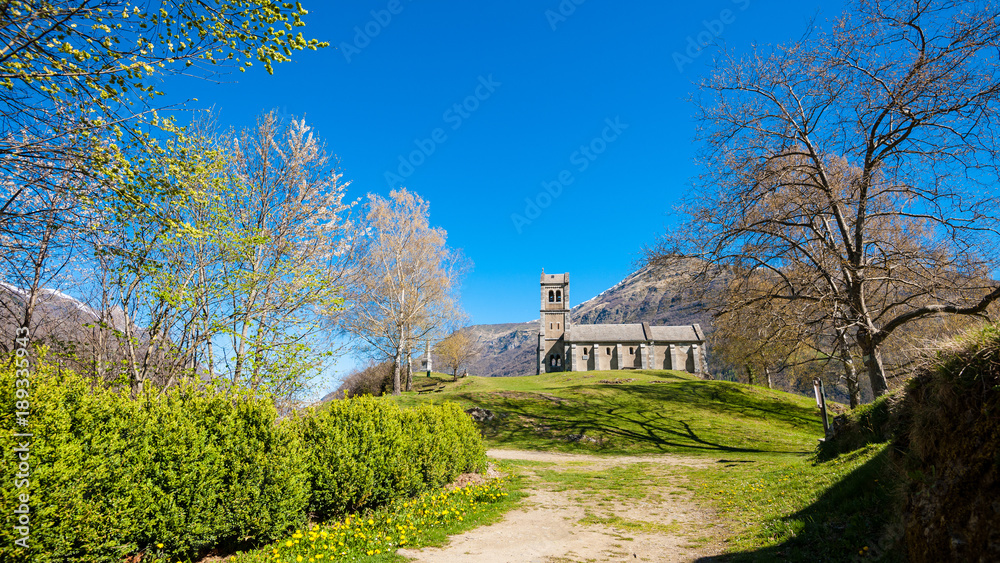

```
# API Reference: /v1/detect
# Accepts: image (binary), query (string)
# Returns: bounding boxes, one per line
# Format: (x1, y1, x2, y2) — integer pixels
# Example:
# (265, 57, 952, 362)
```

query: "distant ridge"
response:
(466, 261, 719, 377)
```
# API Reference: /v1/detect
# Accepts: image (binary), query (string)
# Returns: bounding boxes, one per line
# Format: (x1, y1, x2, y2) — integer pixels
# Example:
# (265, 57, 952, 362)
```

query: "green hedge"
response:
(0, 359, 309, 563)
(0, 358, 486, 562)
(295, 396, 486, 520)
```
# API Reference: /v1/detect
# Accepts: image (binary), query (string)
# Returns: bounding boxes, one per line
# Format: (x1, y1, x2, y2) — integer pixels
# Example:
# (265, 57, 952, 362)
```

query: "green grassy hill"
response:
(393, 369, 824, 455)
(391, 370, 900, 561)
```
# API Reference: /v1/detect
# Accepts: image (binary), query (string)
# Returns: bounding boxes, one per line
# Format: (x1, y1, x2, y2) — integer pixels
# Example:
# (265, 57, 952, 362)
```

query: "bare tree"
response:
(0, 174, 81, 346)
(650, 0, 1000, 399)
(338, 189, 468, 395)
(435, 329, 481, 381)
(709, 268, 866, 405)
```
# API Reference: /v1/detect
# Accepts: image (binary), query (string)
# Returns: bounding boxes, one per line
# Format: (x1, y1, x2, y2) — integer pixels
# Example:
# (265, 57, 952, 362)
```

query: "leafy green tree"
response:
(88, 112, 353, 402)
(1, 0, 327, 352)
(0, 0, 325, 171)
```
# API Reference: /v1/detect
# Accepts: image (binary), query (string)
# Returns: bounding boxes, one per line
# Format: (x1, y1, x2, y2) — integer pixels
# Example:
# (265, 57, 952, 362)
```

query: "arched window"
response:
(556, 323, 560, 329)
(629, 347, 634, 354)
(606, 347, 611, 355)
(549, 322, 553, 329)
(583, 347, 588, 355)
(556, 290, 562, 302)
(556, 354, 562, 367)
(549, 354, 555, 367)
(548, 290, 554, 302)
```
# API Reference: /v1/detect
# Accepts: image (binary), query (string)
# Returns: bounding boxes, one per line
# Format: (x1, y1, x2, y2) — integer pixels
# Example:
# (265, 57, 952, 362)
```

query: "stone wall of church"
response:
(652, 345, 670, 370)
(557, 341, 704, 374)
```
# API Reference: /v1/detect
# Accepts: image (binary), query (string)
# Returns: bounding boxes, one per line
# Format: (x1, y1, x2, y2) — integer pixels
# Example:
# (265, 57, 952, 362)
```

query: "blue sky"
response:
(162, 0, 845, 327)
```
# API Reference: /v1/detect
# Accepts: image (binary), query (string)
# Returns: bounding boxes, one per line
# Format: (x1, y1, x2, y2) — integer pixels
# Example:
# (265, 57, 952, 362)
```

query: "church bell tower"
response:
(537, 270, 570, 374)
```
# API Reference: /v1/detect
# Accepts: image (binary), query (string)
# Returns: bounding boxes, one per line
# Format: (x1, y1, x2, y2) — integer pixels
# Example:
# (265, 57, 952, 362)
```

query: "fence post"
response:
(813, 377, 830, 438)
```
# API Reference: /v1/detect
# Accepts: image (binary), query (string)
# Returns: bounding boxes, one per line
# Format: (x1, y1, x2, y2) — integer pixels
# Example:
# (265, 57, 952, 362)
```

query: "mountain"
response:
(465, 262, 719, 377)
(0, 283, 134, 361)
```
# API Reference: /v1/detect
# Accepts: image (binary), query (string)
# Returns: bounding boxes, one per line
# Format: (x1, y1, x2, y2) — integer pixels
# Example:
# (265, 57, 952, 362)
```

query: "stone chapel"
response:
(537, 271, 708, 375)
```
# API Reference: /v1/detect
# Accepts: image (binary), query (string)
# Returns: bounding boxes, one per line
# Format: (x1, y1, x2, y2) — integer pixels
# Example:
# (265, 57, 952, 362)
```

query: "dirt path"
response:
(397, 449, 726, 563)
(486, 449, 718, 469)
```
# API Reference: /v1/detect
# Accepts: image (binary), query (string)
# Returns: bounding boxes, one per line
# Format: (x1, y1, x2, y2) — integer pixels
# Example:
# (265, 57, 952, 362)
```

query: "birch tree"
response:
(339, 189, 467, 395)
(650, 0, 1000, 398)
(215, 113, 354, 399)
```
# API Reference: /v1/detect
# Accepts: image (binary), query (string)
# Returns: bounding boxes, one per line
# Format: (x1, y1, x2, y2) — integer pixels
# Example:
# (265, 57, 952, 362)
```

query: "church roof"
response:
(565, 323, 703, 343)
(647, 324, 705, 342)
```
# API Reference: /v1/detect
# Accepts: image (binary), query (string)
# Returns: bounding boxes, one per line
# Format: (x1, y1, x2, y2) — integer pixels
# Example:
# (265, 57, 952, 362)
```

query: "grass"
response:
(391, 370, 903, 561)
(208, 474, 524, 563)
(684, 443, 902, 561)
(393, 370, 823, 455)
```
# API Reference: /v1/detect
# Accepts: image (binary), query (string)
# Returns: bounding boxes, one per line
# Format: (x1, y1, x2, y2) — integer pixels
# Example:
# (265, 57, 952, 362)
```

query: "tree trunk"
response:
(835, 325, 860, 408)
(857, 329, 889, 398)
(763, 365, 772, 389)
(744, 364, 755, 385)
(392, 347, 402, 395)
(404, 336, 413, 392)
(839, 349, 860, 409)
(17, 210, 56, 350)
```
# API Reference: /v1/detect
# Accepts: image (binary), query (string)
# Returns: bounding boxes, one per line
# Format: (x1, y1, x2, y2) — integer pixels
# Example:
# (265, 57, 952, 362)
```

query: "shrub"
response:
(295, 396, 486, 520)
(817, 391, 900, 460)
(892, 323, 1000, 562)
(0, 354, 488, 562)
(0, 356, 308, 563)
(402, 402, 487, 487)
(817, 323, 1000, 560)
(332, 361, 393, 398)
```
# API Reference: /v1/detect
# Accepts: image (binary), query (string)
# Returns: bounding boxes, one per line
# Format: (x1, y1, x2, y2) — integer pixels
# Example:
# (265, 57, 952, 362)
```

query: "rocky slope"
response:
(0, 282, 136, 363)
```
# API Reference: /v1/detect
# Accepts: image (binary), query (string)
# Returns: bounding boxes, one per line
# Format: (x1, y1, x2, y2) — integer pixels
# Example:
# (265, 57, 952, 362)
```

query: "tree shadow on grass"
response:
(621, 382, 822, 428)
(697, 446, 903, 563)
(466, 386, 815, 454)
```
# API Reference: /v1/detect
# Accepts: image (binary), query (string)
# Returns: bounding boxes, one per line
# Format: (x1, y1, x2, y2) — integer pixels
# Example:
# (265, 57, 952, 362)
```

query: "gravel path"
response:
(397, 449, 725, 563)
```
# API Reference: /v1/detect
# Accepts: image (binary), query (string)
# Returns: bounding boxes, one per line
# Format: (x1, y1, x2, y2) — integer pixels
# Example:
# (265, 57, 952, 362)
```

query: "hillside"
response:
(392, 369, 820, 455)
(0, 284, 130, 351)
(465, 262, 720, 377)
(390, 370, 901, 561)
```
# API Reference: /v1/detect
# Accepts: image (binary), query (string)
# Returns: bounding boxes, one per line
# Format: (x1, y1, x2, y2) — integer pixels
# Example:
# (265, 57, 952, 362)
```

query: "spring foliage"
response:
(0, 355, 486, 563)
